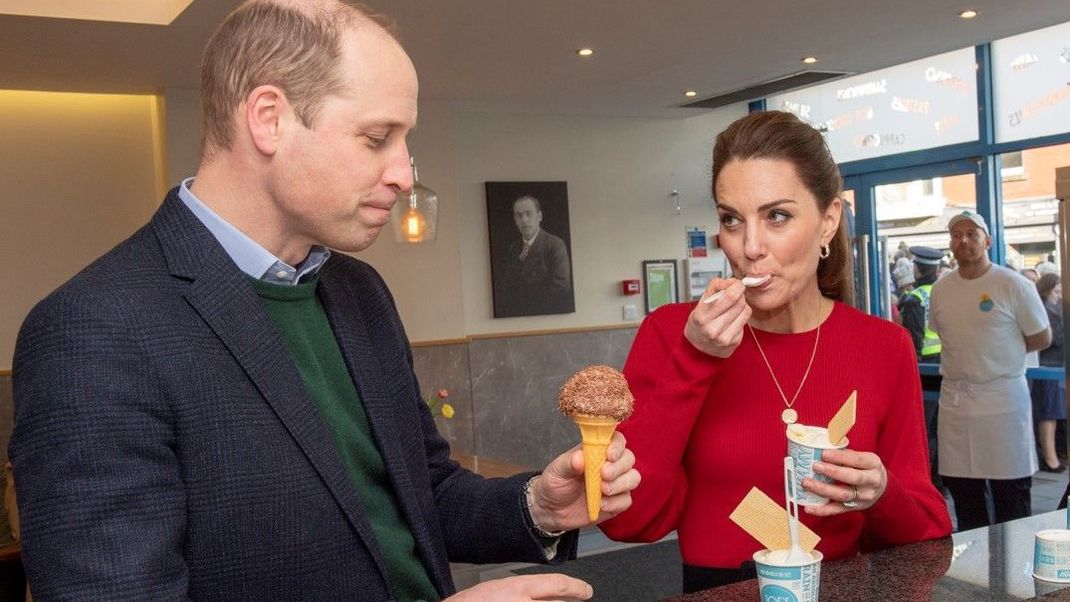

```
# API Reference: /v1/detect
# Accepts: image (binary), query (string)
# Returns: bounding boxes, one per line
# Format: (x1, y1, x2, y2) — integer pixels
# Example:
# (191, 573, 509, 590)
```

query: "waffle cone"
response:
(572, 414, 619, 521)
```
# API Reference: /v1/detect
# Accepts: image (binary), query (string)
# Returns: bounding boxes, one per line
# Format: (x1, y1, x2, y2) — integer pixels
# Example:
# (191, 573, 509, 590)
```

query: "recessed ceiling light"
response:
(684, 90, 698, 97)
(577, 48, 595, 57)
(959, 9, 978, 19)
(802, 56, 819, 64)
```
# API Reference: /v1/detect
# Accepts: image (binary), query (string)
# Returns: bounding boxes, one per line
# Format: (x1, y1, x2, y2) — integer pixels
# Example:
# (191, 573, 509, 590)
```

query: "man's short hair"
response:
(200, 0, 397, 154)
(513, 195, 542, 212)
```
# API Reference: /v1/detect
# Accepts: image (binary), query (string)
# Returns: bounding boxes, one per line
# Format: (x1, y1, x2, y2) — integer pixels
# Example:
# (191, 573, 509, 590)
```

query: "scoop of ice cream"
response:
(787, 424, 827, 446)
(787, 424, 846, 448)
(763, 548, 817, 566)
(558, 365, 634, 422)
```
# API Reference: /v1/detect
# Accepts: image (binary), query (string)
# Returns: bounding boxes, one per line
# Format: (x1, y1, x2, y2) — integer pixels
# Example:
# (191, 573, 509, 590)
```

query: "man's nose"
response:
(385, 144, 414, 194)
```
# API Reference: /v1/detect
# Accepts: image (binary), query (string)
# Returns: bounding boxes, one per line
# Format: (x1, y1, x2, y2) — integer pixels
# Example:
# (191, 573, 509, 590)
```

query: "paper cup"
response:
(786, 424, 848, 506)
(754, 549, 822, 602)
(1034, 529, 1070, 581)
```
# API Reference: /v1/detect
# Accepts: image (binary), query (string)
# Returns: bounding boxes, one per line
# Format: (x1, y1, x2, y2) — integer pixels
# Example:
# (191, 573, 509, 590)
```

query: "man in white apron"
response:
(930, 210, 1051, 532)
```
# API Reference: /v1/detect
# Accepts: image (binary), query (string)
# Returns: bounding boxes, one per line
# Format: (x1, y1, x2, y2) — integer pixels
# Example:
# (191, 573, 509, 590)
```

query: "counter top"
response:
(668, 510, 1070, 601)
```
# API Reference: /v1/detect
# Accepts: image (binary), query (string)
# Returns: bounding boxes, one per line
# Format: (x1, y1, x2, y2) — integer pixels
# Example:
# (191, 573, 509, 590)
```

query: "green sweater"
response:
(249, 276, 438, 602)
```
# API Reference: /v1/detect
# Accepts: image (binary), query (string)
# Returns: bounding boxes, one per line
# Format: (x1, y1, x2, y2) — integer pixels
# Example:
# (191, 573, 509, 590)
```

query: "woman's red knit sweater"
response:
(600, 301, 951, 568)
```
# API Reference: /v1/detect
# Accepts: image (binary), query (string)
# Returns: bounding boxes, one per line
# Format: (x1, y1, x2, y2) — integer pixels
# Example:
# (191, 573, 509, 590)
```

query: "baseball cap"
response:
(946, 210, 989, 235)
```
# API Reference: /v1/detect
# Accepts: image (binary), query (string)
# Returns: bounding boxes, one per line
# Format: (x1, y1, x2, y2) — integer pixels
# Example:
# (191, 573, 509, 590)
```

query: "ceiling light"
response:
(959, 9, 978, 19)
(684, 90, 698, 97)
(577, 48, 595, 57)
(391, 157, 438, 244)
(802, 56, 819, 64)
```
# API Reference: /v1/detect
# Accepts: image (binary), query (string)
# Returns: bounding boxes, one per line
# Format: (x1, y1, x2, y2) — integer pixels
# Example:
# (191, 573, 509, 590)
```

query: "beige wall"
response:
(0, 90, 166, 366)
(454, 109, 741, 335)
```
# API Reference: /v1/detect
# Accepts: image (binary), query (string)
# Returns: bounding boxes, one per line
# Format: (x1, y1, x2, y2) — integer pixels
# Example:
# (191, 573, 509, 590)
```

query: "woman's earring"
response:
(819, 244, 831, 259)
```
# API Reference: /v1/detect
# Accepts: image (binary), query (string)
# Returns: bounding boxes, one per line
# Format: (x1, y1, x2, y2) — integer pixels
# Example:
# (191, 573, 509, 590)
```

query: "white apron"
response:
(937, 375, 1038, 479)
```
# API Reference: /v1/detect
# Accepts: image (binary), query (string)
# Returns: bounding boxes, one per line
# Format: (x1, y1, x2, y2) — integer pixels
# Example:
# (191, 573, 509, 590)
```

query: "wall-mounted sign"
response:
(766, 47, 979, 164)
(992, 20, 1070, 143)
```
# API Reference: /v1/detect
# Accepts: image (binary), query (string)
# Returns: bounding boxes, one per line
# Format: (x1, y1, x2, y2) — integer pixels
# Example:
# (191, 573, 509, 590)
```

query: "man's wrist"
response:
(523, 475, 565, 539)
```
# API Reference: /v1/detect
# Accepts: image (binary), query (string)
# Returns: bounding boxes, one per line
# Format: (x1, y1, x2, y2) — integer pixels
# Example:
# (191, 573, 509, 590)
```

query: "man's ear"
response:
(244, 84, 289, 157)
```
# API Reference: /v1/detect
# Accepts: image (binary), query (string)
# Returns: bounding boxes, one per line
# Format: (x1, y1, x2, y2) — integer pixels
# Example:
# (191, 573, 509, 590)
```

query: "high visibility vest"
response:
(909, 284, 942, 356)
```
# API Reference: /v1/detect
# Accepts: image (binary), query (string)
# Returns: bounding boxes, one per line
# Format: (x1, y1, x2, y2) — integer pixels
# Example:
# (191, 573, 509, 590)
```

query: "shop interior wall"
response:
(0, 91, 165, 370)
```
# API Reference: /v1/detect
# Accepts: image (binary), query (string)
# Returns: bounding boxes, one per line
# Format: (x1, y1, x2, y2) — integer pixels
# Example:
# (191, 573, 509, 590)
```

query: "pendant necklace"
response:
(748, 322, 821, 425)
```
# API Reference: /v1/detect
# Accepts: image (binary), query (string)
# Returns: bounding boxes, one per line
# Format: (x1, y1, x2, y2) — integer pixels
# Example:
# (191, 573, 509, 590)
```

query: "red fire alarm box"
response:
(622, 279, 640, 295)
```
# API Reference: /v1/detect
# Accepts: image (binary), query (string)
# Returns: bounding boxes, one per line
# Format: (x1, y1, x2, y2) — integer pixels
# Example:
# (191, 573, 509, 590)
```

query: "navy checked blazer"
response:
(10, 190, 577, 601)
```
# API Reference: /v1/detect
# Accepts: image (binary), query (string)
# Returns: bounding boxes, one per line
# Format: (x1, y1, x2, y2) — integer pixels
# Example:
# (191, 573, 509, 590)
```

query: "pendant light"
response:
(392, 157, 438, 243)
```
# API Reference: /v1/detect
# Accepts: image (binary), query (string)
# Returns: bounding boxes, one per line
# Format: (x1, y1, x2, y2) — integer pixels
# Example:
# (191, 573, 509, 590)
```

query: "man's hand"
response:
(444, 574, 592, 601)
(528, 431, 640, 532)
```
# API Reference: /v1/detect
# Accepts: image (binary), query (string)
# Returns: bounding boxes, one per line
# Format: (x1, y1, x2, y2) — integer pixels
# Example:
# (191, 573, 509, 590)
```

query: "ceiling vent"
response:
(681, 70, 851, 109)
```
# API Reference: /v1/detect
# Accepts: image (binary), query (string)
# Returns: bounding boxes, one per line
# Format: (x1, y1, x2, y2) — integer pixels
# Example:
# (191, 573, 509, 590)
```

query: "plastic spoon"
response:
(783, 456, 810, 563)
(701, 274, 771, 304)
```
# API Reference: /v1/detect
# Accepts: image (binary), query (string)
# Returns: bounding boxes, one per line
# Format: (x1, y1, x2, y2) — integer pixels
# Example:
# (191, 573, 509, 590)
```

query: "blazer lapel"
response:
(317, 263, 452, 587)
(150, 193, 391, 583)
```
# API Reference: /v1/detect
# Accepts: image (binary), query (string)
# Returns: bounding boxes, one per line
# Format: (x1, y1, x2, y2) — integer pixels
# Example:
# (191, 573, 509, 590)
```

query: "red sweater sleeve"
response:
(862, 327, 952, 548)
(600, 303, 720, 542)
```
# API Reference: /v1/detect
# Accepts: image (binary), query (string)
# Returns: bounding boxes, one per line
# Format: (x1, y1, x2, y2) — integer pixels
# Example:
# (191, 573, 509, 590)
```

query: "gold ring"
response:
(842, 485, 860, 509)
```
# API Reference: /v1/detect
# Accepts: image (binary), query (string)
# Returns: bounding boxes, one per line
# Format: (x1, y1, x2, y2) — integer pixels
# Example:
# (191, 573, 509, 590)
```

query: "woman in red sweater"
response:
(600, 111, 951, 592)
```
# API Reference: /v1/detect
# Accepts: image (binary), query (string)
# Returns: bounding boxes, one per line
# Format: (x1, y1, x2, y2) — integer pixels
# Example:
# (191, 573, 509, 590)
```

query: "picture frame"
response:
(642, 259, 679, 314)
(485, 181, 576, 318)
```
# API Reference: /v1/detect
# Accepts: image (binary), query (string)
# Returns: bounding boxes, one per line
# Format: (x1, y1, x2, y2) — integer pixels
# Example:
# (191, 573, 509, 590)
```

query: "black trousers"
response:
(943, 475, 1032, 532)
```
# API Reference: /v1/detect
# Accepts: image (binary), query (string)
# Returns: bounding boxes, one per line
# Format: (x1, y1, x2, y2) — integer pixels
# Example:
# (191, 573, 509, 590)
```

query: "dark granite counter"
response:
(667, 510, 1070, 601)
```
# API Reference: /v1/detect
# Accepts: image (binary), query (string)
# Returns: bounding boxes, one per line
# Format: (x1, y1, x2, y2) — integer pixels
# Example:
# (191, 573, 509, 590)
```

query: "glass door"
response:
(846, 159, 982, 318)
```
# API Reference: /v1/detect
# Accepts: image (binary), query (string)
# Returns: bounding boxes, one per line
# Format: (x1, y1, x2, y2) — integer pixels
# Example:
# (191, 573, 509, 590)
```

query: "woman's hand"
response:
(801, 448, 888, 516)
(684, 278, 752, 359)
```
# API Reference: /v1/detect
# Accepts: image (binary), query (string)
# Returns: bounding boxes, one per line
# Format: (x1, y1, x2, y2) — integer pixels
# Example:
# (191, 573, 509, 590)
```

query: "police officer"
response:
(900, 245, 944, 487)
(901, 246, 944, 363)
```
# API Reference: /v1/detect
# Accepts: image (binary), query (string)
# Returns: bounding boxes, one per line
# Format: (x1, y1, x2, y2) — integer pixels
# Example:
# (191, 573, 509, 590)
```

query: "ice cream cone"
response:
(572, 414, 619, 521)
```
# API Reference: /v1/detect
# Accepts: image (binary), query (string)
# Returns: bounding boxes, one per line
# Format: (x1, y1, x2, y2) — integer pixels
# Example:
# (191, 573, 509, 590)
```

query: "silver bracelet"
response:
(524, 476, 566, 539)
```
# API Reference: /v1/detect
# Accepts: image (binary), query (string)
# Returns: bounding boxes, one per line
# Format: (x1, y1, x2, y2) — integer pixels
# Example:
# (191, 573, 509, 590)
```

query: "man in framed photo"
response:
(505, 194, 574, 315)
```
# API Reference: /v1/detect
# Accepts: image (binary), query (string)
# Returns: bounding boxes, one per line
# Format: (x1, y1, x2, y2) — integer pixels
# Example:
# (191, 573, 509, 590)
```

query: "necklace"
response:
(748, 323, 821, 425)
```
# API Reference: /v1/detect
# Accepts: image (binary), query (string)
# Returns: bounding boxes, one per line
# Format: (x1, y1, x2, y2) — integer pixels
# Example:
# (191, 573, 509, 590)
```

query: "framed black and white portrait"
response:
(485, 181, 575, 318)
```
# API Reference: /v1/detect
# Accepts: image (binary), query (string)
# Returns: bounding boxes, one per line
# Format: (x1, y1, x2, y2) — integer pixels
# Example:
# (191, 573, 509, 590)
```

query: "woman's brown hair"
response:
(711, 110, 853, 304)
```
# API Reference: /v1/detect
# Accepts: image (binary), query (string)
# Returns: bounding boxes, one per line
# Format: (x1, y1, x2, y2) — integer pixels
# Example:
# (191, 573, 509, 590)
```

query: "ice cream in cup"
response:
(786, 424, 848, 506)
(1034, 529, 1070, 582)
(753, 548, 822, 602)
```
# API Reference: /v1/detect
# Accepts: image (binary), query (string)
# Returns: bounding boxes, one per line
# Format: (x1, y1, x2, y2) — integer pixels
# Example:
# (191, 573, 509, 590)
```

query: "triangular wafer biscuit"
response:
(827, 390, 857, 446)
(729, 487, 820, 552)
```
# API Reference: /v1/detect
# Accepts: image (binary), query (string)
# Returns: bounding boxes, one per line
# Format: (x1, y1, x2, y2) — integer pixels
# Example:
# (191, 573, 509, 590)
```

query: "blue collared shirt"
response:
(178, 178, 330, 284)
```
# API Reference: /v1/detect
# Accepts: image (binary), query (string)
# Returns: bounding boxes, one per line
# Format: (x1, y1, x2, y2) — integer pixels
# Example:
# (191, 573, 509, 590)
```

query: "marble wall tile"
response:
(410, 343, 475, 455)
(468, 328, 637, 470)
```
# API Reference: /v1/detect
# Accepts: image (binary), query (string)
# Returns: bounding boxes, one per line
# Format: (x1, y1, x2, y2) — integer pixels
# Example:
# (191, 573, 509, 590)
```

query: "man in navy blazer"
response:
(8, 1, 639, 600)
